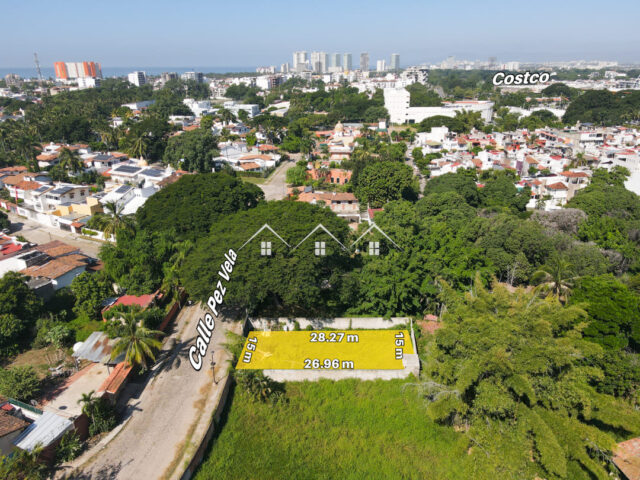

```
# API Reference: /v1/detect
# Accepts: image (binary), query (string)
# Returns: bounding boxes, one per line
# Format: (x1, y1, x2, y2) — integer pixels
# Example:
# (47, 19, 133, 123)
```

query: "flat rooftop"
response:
(42, 363, 111, 417)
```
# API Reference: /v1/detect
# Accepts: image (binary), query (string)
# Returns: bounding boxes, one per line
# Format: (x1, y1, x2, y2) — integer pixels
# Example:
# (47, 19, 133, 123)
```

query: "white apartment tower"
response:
(330, 53, 341, 70)
(360, 53, 369, 71)
(343, 53, 352, 71)
(127, 71, 147, 87)
(376, 60, 387, 72)
(390, 54, 400, 71)
(293, 51, 308, 72)
(310, 52, 328, 73)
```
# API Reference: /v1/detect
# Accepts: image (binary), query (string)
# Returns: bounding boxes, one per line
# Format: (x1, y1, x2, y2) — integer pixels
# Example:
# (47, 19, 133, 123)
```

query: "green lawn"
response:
(240, 176, 267, 185)
(194, 378, 479, 480)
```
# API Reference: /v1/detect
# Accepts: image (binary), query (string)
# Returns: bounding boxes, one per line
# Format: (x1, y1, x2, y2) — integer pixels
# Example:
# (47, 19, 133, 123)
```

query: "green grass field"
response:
(194, 378, 479, 480)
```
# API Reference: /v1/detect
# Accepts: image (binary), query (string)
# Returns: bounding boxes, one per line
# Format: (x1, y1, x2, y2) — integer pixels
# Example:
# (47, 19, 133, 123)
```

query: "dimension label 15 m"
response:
(236, 330, 414, 370)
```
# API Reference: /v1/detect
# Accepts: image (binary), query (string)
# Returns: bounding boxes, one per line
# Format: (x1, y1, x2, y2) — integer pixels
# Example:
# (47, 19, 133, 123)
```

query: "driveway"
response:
(58, 304, 239, 480)
(6, 212, 103, 258)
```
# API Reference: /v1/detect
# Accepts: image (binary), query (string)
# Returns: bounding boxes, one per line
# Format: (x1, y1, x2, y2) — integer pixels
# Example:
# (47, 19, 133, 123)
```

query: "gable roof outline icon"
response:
(291, 223, 348, 251)
(238, 223, 291, 251)
(350, 222, 403, 251)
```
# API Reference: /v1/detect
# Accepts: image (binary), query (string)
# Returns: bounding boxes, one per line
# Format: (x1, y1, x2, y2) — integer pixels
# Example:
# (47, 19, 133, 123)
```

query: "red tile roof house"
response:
(544, 181, 569, 208)
(101, 292, 158, 321)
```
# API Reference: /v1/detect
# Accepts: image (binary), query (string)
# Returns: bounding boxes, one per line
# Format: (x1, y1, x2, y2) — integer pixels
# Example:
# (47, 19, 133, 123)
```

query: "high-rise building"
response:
(54, 61, 102, 80)
(360, 53, 369, 72)
(127, 71, 147, 87)
(330, 53, 341, 70)
(343, 53, 352, 71)
(376, 60, 387, 72)
(293, 51, 308, 72)
(390, 54, 400, 71)
(310, 52, 327, 73)
(281, 63, 290, 73)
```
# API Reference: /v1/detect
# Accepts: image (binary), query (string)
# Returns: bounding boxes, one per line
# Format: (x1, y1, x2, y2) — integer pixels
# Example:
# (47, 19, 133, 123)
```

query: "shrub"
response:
(0, 366, 40, 402)
(235, 370, 284, 403)
(55, 431, 84, 464)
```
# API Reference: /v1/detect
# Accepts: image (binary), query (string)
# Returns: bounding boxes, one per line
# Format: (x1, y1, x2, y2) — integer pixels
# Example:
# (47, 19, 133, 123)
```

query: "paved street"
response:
(58, 304, 238, 480)
(259, 157, 297, 200)
(6, 211, 103, 258)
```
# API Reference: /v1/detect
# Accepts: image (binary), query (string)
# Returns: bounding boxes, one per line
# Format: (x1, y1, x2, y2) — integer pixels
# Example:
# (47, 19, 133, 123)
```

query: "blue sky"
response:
(2, 0, 639, 67)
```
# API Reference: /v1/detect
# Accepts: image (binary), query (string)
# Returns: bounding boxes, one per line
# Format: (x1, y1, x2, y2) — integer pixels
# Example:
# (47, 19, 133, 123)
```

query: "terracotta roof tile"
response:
(0, 410, 29, 437)
(36, 241, 78, 257)
(21, 254, 88, 280)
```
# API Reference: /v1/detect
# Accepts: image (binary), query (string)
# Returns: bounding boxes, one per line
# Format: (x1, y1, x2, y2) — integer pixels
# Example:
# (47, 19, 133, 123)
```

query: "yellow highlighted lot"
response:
(236, 330, 414, 370)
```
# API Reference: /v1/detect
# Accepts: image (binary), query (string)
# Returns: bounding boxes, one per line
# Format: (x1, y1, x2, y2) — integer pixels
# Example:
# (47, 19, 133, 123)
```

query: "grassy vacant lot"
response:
(195, 378, 478, 480)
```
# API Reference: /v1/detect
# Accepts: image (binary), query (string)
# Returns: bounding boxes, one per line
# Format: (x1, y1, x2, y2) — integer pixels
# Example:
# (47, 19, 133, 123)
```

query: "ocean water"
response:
(0, 66, 257, 80)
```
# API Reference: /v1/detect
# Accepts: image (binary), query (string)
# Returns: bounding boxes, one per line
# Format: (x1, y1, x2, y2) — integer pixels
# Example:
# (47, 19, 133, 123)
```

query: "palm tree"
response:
(532, 254, 575, 301)
(574, 152, 586, 168)
(218, 108, 236, 125)
(161, 240, 194, 306)
(78, 390, 98, 424)
(126, 132, 149, 160)
(16, 134, 41, 166)
(110, 307, 164, 370)
(99, 201, 135, 239)
(58, 147, 84, 174)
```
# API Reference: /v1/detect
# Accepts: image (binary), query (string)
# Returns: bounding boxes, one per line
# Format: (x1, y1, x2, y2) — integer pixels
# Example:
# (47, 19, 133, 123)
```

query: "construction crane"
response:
(33, 52, 45, 93)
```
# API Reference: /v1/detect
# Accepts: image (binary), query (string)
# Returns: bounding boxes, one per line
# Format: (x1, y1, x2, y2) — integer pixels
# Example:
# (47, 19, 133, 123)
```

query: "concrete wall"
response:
(0, 429, 25, 456)
(53, 266, 86, 290)
(179, 373, 233, 480)
(250, 316, 410, 331)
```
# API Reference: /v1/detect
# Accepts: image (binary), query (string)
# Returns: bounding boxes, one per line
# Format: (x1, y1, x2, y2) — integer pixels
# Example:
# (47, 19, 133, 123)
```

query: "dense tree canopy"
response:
(163, 128, 219, 173)
(422, 278, 640, 480)
(181, 201, 356, 316)
(136, 172, 264, 241)
(572, 275, 640, 350)
(563, 90, 640, 125)
(70, 271, 114, 320)
(567, 167, 640, 272)
(354, 161, 418, 208)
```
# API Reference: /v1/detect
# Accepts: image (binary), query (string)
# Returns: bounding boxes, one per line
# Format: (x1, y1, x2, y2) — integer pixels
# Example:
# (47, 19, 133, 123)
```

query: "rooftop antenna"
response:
(33, 52, 45, 92)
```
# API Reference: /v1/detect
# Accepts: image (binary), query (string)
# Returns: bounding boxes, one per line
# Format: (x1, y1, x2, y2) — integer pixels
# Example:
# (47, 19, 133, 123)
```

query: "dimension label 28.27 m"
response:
(237, 330, 414, 370)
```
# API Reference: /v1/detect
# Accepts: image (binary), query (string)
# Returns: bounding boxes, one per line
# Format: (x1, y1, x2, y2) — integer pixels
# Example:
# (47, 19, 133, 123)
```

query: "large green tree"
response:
(181, 201, 355, 316)
(136, 172, 264, 241)
(163, 128, 219, 173)
(70, 271, 114, 320)
(354, 161, 418, 208)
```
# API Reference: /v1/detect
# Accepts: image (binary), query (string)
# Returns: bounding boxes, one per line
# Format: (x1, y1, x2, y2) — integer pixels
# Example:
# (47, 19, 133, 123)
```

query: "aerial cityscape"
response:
(2, 1, 640, 479)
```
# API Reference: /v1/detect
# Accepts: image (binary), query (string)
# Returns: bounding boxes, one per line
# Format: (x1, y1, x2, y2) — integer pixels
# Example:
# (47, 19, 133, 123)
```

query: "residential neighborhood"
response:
(2, 2, 640, 479)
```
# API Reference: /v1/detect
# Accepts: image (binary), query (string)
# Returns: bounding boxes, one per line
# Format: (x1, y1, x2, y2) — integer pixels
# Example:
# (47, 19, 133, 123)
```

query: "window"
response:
(314, 241, 326, 256)
(260, 241, 271, 256)
(369, 241, 380, 256)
